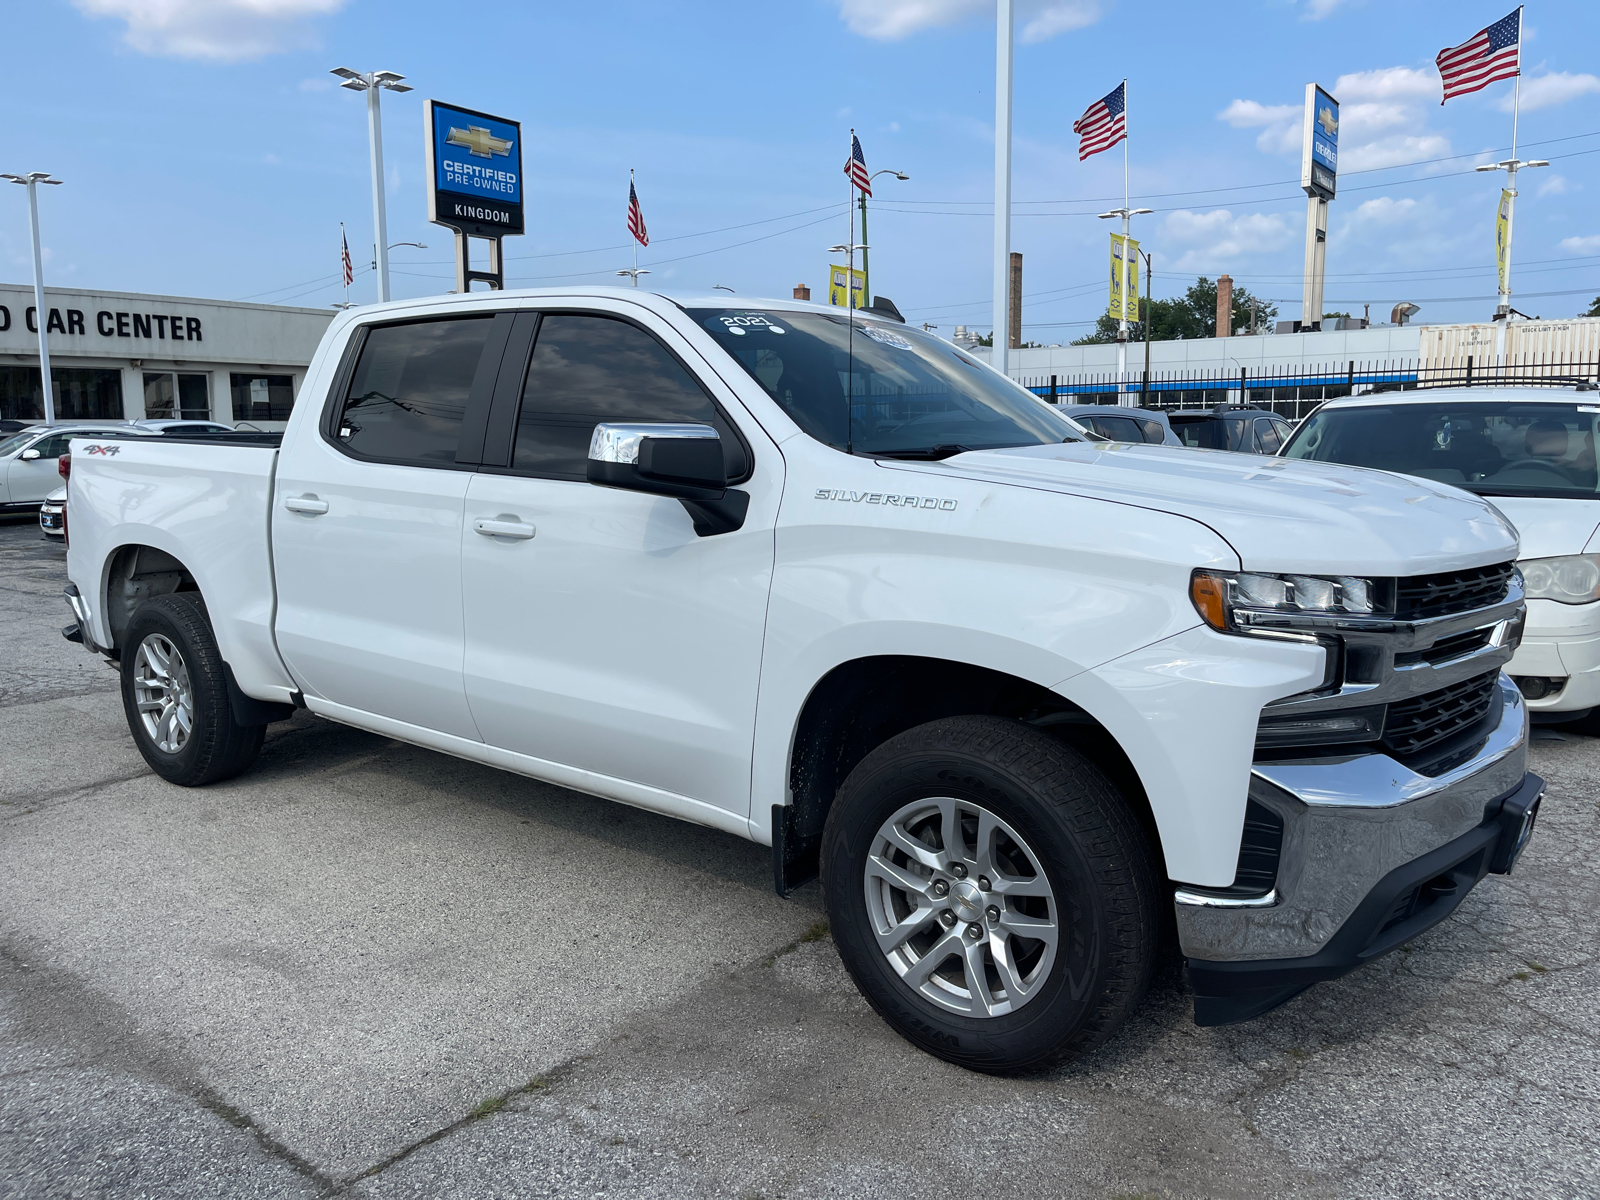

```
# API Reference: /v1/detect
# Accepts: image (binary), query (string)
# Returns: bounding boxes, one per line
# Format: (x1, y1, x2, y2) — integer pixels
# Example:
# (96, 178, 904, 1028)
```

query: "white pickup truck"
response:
(62, 288, 1542, 1072)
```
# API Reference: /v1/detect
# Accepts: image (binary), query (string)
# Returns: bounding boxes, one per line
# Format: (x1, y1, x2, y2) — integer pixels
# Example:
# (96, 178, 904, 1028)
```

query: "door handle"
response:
(473, 518, 536, 540)
(283, 495, 329, 515)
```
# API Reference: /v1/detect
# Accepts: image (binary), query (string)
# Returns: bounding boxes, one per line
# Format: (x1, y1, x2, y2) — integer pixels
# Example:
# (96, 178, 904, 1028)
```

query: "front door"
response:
(272, 313, 507, 740)
(460, 307, 778, 822)
(6, 430, 73, 505)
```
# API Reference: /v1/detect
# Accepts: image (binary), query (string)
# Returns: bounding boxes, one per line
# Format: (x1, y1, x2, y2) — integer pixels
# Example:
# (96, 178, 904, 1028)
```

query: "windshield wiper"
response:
(871, 444, 977, 460)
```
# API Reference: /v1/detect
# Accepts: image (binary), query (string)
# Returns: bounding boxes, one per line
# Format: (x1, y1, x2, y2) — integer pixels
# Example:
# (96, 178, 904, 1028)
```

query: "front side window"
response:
(510, 313, 744, 480)
(688, 308, 1080, 457)
(336, 317, 494, 465)
(1283, 399, 1600, 498)
(1254, 418, 1284, 454)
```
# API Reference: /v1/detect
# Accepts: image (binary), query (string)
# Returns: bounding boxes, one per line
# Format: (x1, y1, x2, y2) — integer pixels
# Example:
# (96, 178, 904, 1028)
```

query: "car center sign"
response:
(425, 100, 524, 238)
(1300, 84, 1338, 199)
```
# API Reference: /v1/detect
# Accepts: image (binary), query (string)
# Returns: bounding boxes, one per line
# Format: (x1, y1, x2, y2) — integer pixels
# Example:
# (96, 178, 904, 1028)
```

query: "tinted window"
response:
(1087, 415, 1141, 442)
(337, 318, 493, 465)
(1138, 418, 1168, 444)
(31, 433, 74, 458)
(1283, 399, 1600, 498)
(1171, 419, 1217, 449)
(511, 314, 743, 480)
(688, 308, 1080, 457)
(1254, 418, 1284, 454)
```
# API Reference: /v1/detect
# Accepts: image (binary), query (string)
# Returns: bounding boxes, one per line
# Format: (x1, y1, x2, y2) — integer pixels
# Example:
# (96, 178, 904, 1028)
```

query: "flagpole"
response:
(846, 129, 857, 454)
(1118, 80, 1130, 405)
(993, 0, 1014, 378)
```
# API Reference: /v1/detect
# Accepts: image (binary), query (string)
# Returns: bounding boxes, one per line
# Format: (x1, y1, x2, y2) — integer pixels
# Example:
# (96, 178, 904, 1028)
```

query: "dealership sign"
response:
(425, 100, 525, 238)
(1300, 84, 1338, 199)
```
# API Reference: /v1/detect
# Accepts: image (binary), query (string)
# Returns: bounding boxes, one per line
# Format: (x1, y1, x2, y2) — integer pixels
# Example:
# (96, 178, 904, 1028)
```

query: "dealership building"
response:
(0, 284, 333, 427)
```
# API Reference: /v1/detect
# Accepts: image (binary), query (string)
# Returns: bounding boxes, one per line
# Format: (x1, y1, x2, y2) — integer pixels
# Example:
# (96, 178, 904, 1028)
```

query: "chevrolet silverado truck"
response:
(61, 288, 1543, 1072)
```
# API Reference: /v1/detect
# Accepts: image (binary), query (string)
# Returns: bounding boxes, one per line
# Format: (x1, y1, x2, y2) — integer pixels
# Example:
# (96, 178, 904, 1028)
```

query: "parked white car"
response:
(1282, 386, 1600, 719)
(62, 289, 1541, 1071)
(39, 485, 65, 540)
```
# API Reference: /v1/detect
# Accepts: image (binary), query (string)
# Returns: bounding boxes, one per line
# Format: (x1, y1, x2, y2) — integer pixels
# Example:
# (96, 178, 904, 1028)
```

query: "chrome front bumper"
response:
(1177, 681, 1536, 1030)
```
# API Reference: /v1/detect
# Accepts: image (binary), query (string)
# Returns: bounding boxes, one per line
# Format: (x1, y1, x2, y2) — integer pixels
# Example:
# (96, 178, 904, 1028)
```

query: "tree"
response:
(1585, 296, 1600, 317)
(1071, 277, 1277, 344)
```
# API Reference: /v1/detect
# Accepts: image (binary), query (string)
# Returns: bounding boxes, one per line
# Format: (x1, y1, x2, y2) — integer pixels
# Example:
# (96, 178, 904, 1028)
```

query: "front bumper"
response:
(1179, 676, 1541, 1024)
(39, 501, 64, 538)
(1508, 597, 1600, 712)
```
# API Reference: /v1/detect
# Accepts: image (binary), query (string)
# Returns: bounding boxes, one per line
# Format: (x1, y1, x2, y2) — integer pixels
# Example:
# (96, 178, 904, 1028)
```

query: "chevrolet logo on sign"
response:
(1316, 105, 1338, 138)
(447, 125, 512, 159)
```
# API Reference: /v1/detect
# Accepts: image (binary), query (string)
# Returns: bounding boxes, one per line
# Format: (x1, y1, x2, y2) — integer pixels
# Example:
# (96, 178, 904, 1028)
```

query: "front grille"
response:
(1392, 626, 1493, 667)
(1392, 562, 1514, 620)
(1382, 670, 1500, 758)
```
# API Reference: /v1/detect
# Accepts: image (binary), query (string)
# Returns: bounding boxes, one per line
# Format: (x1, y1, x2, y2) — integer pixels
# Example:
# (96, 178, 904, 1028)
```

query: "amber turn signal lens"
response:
(1191, 571, 1229, 631)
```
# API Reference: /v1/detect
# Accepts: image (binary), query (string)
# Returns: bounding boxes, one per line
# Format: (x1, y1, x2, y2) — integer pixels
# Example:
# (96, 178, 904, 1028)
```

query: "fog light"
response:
(1513, 676, 1565, 701)
(1256, 705, 1385, 748)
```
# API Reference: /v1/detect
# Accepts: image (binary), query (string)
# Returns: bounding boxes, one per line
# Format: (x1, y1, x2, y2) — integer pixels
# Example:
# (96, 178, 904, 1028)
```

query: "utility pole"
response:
(993, 0, 1013, 376)
(331, 68, 413, 303)
(2, 171, 63, 425)
(1141, 249, 1153, 402)
(1009, 252, 1023, 350)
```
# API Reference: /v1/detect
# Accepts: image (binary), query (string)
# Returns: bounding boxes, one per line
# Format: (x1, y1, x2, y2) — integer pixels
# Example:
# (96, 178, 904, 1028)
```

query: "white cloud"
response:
(1161, 209, 1293, 272)
(1560, 235, 1600, 255)
(1538, 175, 1572, 197)
(74, 0, 345, 61)
(1219, 65, 1451, 173)
(1301, 0, 1348, 19)
(1499, 72, 1600, 113)
(1333, 66, 1437, 102)
(836, 0, 1102, 42)
(299, 76, 334, 92)
(1345, 196, 1417, 227)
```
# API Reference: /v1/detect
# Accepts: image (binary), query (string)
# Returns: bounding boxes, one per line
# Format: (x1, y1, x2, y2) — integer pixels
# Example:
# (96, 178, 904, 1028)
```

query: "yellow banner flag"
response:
(1109, 234, 1141, 321)
(1495, 188, 1513, 295)
(828, 264, 865, 308)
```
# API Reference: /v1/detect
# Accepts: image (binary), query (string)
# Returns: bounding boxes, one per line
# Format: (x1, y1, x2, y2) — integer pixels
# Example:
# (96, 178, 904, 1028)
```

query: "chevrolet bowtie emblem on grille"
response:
(1316, 105, 1338, 138)
(446, 125, 513, 159)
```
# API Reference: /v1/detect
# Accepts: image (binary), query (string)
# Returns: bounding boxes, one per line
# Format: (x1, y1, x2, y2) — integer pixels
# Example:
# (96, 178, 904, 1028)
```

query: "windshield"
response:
(0, 431, 38, 457)
(1283, 399, 1600, 499)
(689, 308, 1081, 457)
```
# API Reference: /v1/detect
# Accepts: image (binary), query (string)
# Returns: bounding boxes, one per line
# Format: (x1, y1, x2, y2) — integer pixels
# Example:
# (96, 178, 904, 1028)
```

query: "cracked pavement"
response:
(1, 516, 1596, 1199)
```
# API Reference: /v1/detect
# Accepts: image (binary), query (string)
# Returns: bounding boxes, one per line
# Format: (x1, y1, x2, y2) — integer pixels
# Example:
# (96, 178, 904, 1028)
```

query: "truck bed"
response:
(64, 434, 299, 705)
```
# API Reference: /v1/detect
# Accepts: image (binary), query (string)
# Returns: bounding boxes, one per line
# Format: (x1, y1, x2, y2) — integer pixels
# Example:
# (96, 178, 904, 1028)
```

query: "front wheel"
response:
(821, 715, 1160, 1073)
(121, 593, 264, 786)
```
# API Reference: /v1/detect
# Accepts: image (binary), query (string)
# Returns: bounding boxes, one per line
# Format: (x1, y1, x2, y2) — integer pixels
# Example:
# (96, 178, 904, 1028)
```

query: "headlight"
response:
(1191, 568, 1375, 634)
(1519, 554, 1600, 605)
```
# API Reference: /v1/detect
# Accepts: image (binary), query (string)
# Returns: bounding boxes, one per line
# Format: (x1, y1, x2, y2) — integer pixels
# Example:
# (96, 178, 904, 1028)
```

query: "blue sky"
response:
(4, 0, 1598, 336)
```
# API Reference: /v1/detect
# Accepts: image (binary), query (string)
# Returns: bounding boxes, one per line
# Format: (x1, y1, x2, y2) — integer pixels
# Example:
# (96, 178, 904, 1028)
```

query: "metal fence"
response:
(1017, 354, 1600, 422)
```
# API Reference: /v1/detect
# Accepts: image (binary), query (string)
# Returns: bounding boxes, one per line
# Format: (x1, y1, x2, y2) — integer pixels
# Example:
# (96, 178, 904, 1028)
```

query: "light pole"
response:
(859, 168, 908, 306)
(1097, 204, 1152, 405)
(829, 240, 869, 453)
(2, 171, 63, 426)
(1476, 155, 1548, 322)
(615, 269, 651, 287)
(331, 68, 413, 304)
(994, 0, 1013, 376)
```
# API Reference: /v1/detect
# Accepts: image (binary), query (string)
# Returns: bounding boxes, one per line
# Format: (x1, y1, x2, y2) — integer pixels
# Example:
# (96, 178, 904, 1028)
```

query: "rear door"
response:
(272, 312, 510, 739)
(458, 305, 779, 822)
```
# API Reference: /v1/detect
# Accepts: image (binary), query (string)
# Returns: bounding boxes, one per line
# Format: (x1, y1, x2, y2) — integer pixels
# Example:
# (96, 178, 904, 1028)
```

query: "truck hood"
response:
(882, 442, 1519, 576)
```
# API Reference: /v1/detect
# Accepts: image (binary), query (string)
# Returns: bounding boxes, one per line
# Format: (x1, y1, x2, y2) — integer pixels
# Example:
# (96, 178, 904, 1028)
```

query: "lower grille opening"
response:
(1184, 800, 1283, 900)
(1382, 671, 1500, 758)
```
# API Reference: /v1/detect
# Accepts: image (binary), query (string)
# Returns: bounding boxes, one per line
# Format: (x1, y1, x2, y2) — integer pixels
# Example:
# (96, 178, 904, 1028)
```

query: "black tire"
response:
(821, 714, 1159, 1074)
(120, 592, 264, 786)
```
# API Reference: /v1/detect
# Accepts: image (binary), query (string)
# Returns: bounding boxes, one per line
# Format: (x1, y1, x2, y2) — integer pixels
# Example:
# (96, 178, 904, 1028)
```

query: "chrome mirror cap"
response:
(588, 422, 719, 465)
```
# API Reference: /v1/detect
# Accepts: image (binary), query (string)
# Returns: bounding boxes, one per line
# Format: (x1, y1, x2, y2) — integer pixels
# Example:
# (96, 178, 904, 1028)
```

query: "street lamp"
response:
(615, 269, 651, 286)
(371, 241, 426, 270)
(331, 67, 413, 304)
(1097, 205, 1153, 405)
(859, 168, 908, 307)
(1475, 156, 1548, 317)
(2, 171, 64, 425)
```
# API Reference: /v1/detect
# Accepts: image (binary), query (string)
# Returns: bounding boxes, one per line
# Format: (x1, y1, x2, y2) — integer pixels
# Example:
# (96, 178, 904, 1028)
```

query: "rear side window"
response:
(336, 317, 494, 465)
(510, 314, 746, 480)
(1171, 420, 1215, 449)
(1087, 415, 1141, 442)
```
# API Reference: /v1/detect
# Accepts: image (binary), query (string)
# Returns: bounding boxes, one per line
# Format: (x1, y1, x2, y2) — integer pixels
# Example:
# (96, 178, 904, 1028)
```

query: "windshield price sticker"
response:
(708, 313, 786, 337)
(857, 324, 913, 350)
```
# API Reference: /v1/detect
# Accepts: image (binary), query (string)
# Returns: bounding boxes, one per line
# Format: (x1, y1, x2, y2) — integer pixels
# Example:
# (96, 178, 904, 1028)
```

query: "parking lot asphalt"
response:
(2, 514, 1597, 1200)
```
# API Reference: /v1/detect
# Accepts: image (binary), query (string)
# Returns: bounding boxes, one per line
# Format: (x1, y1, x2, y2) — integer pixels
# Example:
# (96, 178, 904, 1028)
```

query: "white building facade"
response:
(0, 284, 333, 427)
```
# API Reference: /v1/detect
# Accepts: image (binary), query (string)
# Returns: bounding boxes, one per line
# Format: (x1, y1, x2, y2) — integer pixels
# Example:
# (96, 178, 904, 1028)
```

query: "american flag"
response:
(627, 176, 648, 247)
(845, 132, 871, 197)
(340, 225, 353, 288)
(1073, 82, 1127, 161)
(1437, 8, 1521, 104)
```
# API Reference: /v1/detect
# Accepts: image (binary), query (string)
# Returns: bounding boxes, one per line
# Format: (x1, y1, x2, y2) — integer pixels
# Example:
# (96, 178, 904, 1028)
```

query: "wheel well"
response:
(104, 544, 199, 655)
(777, 655, 1157, 892)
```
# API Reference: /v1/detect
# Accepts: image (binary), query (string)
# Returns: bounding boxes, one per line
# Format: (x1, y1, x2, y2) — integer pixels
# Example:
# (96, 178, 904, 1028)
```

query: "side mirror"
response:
(19, 448, 41, 461)
(587, 422, 749, 537)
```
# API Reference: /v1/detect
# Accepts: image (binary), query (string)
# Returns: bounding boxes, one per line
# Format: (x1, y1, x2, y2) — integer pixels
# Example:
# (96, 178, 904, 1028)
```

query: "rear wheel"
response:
(121, 593, 264, 786)
(821, 715, 1159, 1073)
